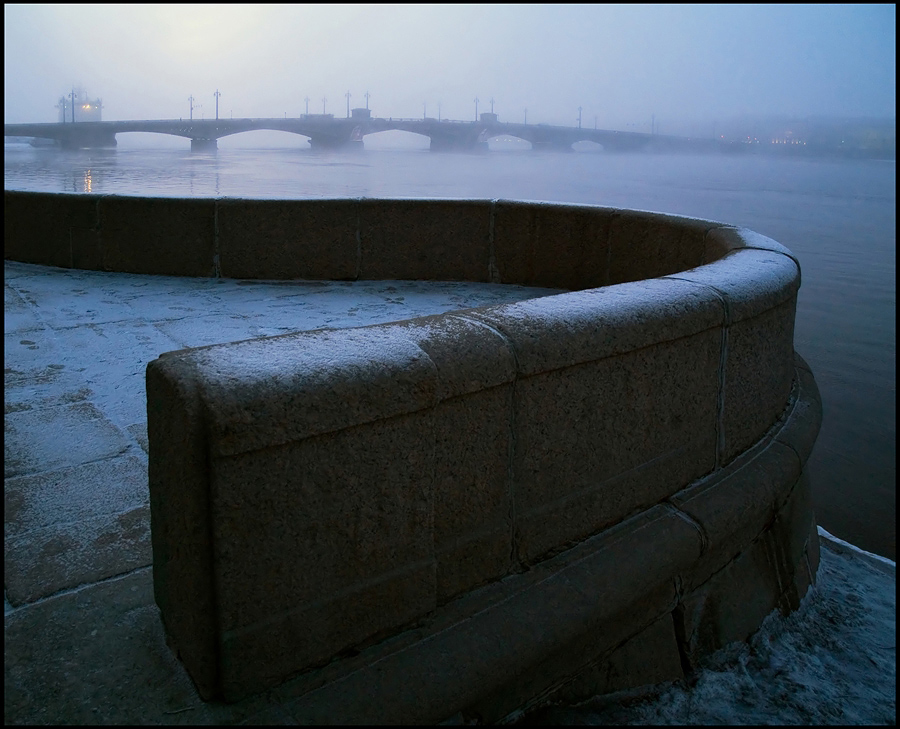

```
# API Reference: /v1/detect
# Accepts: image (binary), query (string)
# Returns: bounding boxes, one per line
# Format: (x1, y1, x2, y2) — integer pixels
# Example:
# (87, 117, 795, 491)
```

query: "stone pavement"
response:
(3, 260, 561, 724)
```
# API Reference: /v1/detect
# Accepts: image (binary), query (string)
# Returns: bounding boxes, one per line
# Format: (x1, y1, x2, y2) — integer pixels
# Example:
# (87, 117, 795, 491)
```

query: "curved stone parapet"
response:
(3, 192, 822, 721)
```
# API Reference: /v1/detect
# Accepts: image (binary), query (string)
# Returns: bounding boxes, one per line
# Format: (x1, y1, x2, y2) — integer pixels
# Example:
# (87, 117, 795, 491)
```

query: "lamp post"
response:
(345, 90, 351, 119)
(423, 102, 427, 120)
(364, 91, 370, 111)
(490, 97, 494, 114)
(474, 97, 479, 121)
(70, 88, 76, 123)
(189, 95, 195, 120)
(214, 89, 221, 120)
(577, 106, 582, 129)
(304, 96, 310, 115)
(322, 96, 327, 114)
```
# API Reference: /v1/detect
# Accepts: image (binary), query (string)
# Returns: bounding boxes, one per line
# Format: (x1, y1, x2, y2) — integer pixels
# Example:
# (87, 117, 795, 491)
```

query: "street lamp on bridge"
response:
(490, 97, 495, 114)
(322, 96, 327, 114)
(345, 91, 351, 119)
(474, 97, 479, 121)
(189, 95, 197, 121)
(304, 96, 310, 115)
(578, 106, 582, 129)
(365, 91, 371, 111)
(214, 89, 222, 120)
(70, 88, 77, 123)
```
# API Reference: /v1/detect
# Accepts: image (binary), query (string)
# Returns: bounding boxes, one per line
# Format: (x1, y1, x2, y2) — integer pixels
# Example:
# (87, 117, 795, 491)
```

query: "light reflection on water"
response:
(4, 141, 896, 559)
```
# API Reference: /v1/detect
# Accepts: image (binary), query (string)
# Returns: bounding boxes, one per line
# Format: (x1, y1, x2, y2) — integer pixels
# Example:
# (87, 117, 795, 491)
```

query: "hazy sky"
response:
(3, 4, 896, 129)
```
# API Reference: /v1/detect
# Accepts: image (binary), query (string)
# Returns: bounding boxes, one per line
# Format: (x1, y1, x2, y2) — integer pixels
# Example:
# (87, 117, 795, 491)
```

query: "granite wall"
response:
(4, 192, 821, 722)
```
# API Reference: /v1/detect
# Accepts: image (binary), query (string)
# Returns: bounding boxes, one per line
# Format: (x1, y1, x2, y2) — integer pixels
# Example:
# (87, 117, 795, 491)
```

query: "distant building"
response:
(479, 112, 499, 123)
(351, 108, 371, 120)
(56, 89, 102, 122)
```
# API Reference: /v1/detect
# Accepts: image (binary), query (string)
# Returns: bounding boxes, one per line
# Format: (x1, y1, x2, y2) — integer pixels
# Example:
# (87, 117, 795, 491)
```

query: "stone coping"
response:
(4, 192, 820, 718)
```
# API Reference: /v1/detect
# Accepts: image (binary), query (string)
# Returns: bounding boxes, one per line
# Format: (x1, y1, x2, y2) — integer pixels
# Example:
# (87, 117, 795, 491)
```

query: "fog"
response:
(3, 4, 896, 135)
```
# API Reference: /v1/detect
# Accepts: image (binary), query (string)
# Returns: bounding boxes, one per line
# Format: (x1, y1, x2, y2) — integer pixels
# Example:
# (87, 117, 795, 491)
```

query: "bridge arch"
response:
(362, 128, 431, 150)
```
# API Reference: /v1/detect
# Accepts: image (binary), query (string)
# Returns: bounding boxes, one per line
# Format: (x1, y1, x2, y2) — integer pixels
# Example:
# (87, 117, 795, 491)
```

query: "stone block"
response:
(357, 199, 492, 282)
(608, 210, 716, 285)
(216, 198, 359, 280)
(97, 196, 216, 276)
(467, 582, 681, 724)
(666, 247, 800, 324)
(769, 470, 817, 579)
(4, 401, 130, 478)
(545, 609, 684, 709)
(723, 300, 797, 463)
(165, 325, 439, 458)
(431, 389, 514, 602)
(469, 277, 724, 378)
(706, 225, 802, 271)
(509, 332, 719, 563)
(3, 191, 99, 269)
(208, 412, 437, 643)
(146, 355, 219, 700)
(674, 520, 809, 670)
(775, 355, 823, 466)
(280, 505, 701, 725)
(491, 201, 614, 289)
(671, 439, 802, 591)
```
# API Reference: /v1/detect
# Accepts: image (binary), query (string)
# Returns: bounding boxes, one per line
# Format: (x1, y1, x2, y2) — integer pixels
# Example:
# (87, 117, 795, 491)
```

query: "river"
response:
(4, 135, 896, 559)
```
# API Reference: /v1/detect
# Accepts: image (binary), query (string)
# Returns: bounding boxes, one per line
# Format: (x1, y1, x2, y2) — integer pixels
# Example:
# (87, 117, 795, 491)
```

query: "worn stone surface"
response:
(3, 569, 283, 726)
(358, 198, 493, 281)
(431, 387, 515, 602)
(469, 277, 724, 377)
(510, 332, 719, 563)
(723, 299, 797, 463)
(216, 198, 359, 280)
(666, 247, 800, 325)
(278, 506, 701, 725)
(4, 401, 130, 478)
(607, 211, 715, 285)
(4, 453, 150, 603)
(3, 190, 100, 269)
(491, 201, 614, 289)
(97, 196, 217, 276)
(670, 439, 802, 592)
(208, 411, 438, 701)
(544, 610, 685, 710)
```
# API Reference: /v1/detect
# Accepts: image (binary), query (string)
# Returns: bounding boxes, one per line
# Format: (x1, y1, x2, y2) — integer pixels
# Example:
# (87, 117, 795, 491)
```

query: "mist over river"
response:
(4, 139, 895, 559)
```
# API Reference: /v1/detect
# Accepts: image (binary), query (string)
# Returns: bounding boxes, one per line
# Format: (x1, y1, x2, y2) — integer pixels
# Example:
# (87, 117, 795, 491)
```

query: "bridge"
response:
(4, 116, 732, 154)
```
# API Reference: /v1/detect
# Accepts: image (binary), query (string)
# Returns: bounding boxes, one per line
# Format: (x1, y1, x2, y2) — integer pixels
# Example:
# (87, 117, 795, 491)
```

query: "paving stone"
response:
(4, 284, 44, 332)
(5, 455, 150, 604)
(4, 401, 130, 478)
(3, 569, 281, 725)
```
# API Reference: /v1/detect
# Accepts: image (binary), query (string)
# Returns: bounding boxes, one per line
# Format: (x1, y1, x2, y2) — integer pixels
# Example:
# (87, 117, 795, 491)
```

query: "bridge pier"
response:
(429, 136, 488, 153)
(191, 138, 218, 152)
(308, 137, 364, 151)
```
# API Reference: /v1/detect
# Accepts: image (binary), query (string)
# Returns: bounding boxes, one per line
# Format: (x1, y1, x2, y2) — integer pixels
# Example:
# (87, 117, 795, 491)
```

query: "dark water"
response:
(4, 141, 896, 559)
